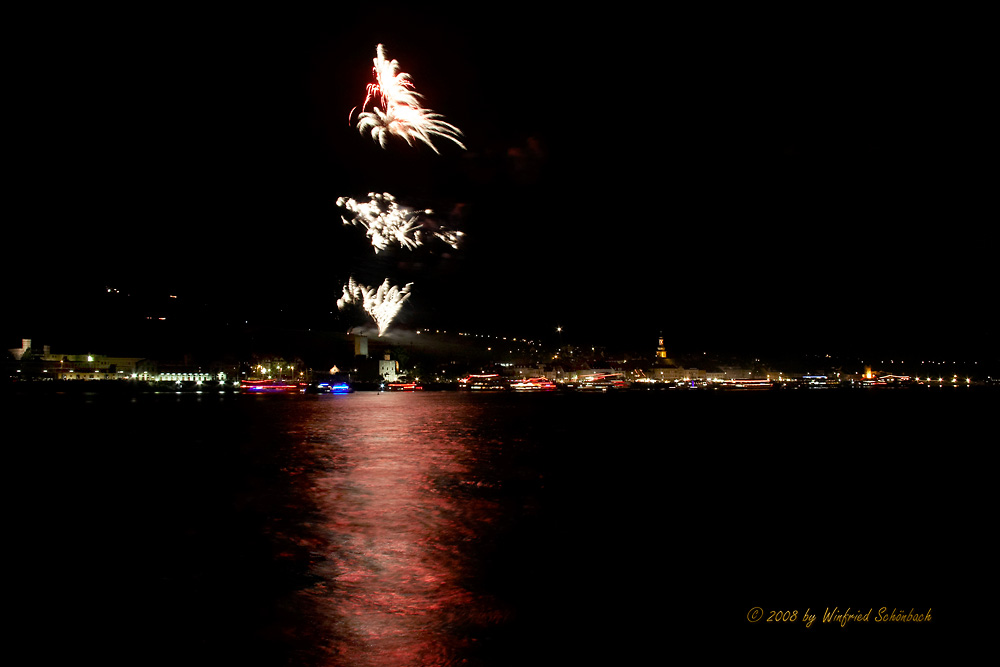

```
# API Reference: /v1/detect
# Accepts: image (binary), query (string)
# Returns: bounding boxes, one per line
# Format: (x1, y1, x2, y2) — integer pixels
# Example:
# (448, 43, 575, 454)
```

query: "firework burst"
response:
(337, 277, 413, 336)
(337, 192, 464, 253)
(337, 192, 428, 253)
(353, 44, 465, 153)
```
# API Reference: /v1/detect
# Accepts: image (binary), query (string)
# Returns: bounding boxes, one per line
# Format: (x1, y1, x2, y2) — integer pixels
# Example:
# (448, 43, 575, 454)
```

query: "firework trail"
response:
(352, 44, 465, 153)
(337, 277, 413, 336)
(337, 192, 464, 253)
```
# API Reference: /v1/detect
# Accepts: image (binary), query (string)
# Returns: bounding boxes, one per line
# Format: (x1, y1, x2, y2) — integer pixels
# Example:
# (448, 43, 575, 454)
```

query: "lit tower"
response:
(656, 333, 668, 360)
(354, 334, 369, 358)
(653, 332, 675, 368)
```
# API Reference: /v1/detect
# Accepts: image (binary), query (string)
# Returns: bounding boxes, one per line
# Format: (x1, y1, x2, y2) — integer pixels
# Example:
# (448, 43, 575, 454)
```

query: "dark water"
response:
(8, 389, 987, 663)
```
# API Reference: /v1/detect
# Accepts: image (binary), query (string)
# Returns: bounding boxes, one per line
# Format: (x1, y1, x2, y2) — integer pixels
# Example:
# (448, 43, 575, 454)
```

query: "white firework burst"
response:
(357, 106, 466, 153)
(337, 192, 429, 253)
(337, 192, 464, 253)
(337, 277, 413, 336)
(353, 44, 465, 153)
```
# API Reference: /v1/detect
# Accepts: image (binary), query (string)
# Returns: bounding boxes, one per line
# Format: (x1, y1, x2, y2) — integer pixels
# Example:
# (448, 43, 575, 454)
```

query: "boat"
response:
(457, 374, 509, 391)
(310, 381, 353, 394)
(509, 377, 557, 391)
(719, 379, 772, 391)
(240, 379, 308, 394)
(386, 382, 423, 391)
(576, 372, 629, 392)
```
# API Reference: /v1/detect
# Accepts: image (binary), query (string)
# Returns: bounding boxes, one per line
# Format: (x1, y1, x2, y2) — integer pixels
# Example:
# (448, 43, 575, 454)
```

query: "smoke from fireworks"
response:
(337, 277, 413, 335)
(353, 44, 465, 153)
(337, 192, 464, 253)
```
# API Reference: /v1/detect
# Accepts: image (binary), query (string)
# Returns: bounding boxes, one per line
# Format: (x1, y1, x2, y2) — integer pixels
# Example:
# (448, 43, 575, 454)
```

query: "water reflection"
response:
(300, 393, 513, 666)
(12, 388, 965, 663)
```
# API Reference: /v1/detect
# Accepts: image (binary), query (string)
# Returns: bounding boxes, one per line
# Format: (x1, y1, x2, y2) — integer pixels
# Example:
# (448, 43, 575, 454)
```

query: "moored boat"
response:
(719, 379, 772, 391)
(386, 382, 423, 391)
(240, 380, 308, 394)
(309, 381, 353, 394)
(457, 374, 508, 391)
(576, 372, 628, 392)
(509, 377, 557, 391)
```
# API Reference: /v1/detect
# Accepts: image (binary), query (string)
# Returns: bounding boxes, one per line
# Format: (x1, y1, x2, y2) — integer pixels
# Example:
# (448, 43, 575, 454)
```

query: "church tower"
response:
(656, 332, 668, 360)
(650, 332, 679, 379)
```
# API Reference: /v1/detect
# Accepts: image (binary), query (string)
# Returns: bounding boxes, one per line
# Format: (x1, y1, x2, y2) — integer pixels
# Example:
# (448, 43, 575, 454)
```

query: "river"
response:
(6, 388, 983, 664)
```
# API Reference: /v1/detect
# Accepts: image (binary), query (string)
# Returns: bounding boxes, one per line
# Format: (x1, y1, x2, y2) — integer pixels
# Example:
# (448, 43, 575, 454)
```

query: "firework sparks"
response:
(337, 192, 428, 253)
(337, 277, 413, 336)
(353, 44, 465, 153)
(337, 192, 464, 253)
(428, 226, 464, 251)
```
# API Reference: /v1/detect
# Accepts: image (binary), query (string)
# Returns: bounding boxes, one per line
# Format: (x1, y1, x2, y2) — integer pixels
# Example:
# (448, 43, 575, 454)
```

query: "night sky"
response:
(4, 7, 991, 360)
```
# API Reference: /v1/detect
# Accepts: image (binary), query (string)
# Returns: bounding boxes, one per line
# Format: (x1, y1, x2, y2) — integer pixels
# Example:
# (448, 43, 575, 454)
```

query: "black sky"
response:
(4, 7, 992, 359)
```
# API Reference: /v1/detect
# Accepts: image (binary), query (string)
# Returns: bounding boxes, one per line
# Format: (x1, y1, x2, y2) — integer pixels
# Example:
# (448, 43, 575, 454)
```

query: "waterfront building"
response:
(349, 355, 399, 383)
(354, 334, 368, 358)
(349, 337, 400, 383)
(49, 353, 145, 377)
(6, 337, 238, 383)
(8, 338, 33, 360)
(246, 354, 305, 382)
(131, 360, 219, 384)
(511, 363, 550, 379)
(647, 333, 681, 380)
(379, 354, 400, 382)
(643, 333, 718, 382)
(9, 338, 148, 380)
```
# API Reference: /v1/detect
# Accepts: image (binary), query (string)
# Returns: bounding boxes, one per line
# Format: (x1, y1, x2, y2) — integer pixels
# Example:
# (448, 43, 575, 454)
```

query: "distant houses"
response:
(6, 337, 227, 383)
(11, 332, 918, 388)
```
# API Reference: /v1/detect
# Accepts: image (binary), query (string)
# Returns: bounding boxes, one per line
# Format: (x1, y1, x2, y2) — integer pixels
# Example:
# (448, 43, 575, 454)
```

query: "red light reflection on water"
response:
(300, 394, 508, 666)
